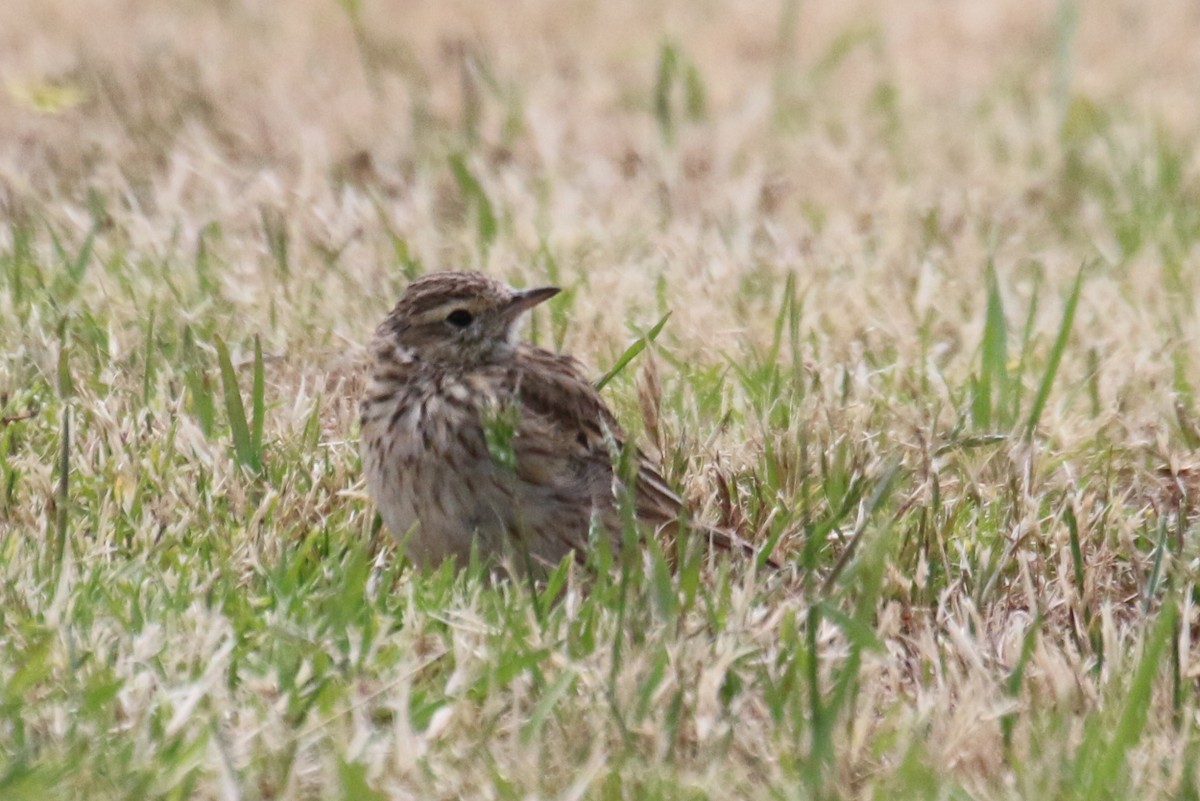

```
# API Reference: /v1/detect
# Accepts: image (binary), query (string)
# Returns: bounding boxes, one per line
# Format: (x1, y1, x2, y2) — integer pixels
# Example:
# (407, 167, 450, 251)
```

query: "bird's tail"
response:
(655, 519, 782, 570)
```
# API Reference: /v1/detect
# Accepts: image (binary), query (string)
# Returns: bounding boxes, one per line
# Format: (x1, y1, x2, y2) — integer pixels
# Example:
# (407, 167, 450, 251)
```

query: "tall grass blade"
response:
(215, 335, 261, 473)
(974, 260, 1008, 430)
(142, 309, 156, 405)
(1002, 615, 1041, 749)
(182, 327, 215, 437)
(805, 602, 829, 792)
(252, 335, 265, 461)
(56, 323, 74, 399)
(260, 207, 290, 280)
(595, 313, 670, 391)
(822, 458, 901, 593)
(654, 42, 678, 141)
(1024, 263, 1085, 440)
(1011, 270, 1043, 424)
(52, 407, 70, 576)
(1082, 598, 1176, 801)
(1143, 516, 1169, 615)
(768, 272, 796, 368)
(195, 222, 218, 295)
(1064, 503, 1088, 621)
(520, 669, 577, 744)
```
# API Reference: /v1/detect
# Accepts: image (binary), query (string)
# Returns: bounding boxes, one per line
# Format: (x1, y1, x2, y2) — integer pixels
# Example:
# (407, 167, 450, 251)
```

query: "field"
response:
(3, 0, 1200, 798)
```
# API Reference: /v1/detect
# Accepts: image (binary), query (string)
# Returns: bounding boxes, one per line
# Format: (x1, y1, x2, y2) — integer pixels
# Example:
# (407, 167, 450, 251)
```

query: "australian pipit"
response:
(360, 270, 775, 570)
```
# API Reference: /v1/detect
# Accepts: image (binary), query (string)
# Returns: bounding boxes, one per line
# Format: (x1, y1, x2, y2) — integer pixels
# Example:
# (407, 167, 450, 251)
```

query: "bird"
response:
(359, 270, 777, 572)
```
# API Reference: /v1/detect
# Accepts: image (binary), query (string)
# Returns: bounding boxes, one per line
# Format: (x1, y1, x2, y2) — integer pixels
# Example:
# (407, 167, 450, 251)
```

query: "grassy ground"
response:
(3, 0, 1200, 798)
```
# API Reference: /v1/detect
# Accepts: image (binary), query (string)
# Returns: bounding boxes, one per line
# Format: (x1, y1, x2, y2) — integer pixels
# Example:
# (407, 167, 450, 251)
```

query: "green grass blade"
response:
(141, 309, 156, 405)
(1083, 598, 1176, 801)
(520, 669, 577, 744)
(1024, 262, 1085, 440)
(52, 407, 70, 576)
(1002, 614, 1041, 749)
(337, 757, 386, 801)
(595, 313, 670, 391)
(1143, 516, 1169, 615)
(1064, 503, 1088, 621)
(182, 327, 215, 437)
(1011, 269, 1043, 424)
(974, 259, 1008, 430)
(251, 334, 265, 461)
(194, 222, 217, 295)
(654, 41, 678, 140)
(68, 227, 95, 285)
(768, 271, 796, 368)
(215, 335, 261, 473)
(56, 323, 74, 399)
(805, 602, 829, 790)
(260, 207, 290, 280)
(821, 458, 901, 593)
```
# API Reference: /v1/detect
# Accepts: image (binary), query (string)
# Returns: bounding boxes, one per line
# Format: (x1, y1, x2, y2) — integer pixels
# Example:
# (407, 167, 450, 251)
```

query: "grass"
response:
(3, 0, 1200, 798)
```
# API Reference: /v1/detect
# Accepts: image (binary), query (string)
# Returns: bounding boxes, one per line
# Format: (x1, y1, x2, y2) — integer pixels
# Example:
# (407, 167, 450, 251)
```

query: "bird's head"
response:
(381, 271, 560, 367)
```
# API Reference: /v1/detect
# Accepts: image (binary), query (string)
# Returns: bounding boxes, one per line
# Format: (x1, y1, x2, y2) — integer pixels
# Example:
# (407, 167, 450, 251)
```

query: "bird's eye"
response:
(445, 309, 474, 328)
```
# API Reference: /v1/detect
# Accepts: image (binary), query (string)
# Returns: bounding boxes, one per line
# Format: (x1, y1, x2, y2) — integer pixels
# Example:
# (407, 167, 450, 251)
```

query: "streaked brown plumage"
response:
(359, 270, 774, 570)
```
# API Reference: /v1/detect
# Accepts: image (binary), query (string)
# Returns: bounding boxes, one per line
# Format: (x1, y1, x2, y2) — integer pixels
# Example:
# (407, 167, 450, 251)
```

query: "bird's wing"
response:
(509, 345, 780, 568)
(511, 345, 682, 527)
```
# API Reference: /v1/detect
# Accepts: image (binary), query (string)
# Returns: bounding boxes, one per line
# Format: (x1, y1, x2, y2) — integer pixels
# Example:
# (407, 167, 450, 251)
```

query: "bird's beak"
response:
(504, 286, 560, 318)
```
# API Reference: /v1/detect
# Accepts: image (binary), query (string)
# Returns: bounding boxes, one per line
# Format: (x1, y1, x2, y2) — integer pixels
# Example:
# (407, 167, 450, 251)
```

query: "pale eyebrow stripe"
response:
(416, 300, 485, 323)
